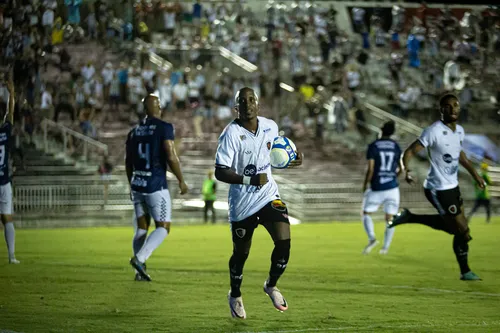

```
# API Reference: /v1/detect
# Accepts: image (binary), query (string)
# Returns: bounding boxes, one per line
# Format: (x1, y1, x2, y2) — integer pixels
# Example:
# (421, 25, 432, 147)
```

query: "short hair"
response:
(439, 93, 458, 107)
(142, 94, 158, 111)
(381, 120, 395, 137)
(234, 87, 258, 105)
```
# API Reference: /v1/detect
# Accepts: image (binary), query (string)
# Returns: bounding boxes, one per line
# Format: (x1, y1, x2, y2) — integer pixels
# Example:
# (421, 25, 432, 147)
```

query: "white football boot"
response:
(228, 291, 246, 319)
(263, 281, 288, 312)
(362, 239, 379, 255)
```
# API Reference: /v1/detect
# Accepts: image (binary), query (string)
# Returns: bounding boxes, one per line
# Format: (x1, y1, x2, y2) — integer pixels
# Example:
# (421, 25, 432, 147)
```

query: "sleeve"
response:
(418, 126, 433, 148)
(215, 128, 236, 169)
(162, 123, 175, 141)
(366, 143, 375, 160)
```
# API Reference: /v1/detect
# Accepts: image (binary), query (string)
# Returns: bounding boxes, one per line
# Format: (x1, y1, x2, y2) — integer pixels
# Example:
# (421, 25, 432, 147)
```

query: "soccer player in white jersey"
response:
(1, 74, 19, 264)
(126, 94, 188, 281)
(388, 93, 486, 281)
(361, 121, 403, 255)
(215, 87, 303, 319)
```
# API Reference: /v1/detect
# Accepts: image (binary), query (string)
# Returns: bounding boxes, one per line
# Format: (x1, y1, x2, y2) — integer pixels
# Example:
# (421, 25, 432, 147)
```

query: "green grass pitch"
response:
(1, 218, 500, 333)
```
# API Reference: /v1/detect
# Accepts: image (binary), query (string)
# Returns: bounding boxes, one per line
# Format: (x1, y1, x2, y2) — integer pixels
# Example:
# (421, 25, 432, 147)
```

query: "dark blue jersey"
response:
(0, 122, 12, 185)
(126, 117, 175, 193)
(366, 138, 401, 191)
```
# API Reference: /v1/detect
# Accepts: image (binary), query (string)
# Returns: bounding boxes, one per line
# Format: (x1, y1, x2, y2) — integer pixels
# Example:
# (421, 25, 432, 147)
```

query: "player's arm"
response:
(396, 158, 405, 177)
(402, 139, 425, 184)
(214, 166, 268, 185)
(4, 73, 15, 125)
(459, 151, 485, 189)
(163, 139, 188, 194)
(362, 159, 374, 192)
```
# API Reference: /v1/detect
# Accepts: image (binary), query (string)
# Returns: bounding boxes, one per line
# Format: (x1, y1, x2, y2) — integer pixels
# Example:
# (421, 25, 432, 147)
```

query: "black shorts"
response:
(230, 199, 290, 243)
(424, 186, 463, 216)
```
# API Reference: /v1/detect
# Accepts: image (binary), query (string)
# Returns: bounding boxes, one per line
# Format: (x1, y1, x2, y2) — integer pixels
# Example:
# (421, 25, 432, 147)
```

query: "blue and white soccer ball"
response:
(270, 136, 297, 169)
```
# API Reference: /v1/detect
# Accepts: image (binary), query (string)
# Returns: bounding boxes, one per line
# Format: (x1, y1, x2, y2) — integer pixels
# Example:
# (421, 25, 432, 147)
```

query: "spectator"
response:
(101, 62, 114, 101)
(117, 62, 128, 103)
(86, 8, 97, 39)
(66, 0, 82, 26)
(156, 74, 172, 114)
(81, 61, 96, 82)
(79, 103, 96, 138)
(41, 86, 54, 120)
(42, 6, 55, 40)
(108, 72, 121, 113)
(98, 154, 113, 208)
(54, 85, 76, 123)
(202, 170, 217, 224)
(172, 76, 188, 112)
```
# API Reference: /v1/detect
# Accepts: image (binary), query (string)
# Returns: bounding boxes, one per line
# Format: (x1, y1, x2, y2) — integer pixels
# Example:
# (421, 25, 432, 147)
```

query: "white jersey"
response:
(418, 121, 465, 191)
(215, 117, 280, 222)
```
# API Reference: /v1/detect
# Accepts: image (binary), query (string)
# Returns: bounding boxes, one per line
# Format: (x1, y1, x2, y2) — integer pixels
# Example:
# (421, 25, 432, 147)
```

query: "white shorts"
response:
(132, 189, 172, 222)
(0, 183, 13, 215)
(362, 187, 400, 215)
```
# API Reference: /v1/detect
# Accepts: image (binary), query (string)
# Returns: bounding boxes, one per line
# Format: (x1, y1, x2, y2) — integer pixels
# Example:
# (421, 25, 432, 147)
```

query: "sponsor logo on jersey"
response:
(234, 228, 246, 238)
(443, 154, 453, 163)
(244, 150, 252, 154)
(243, 164, 257, 176)
(267, 141, 271, 150)
(271, 199, 287, 212)
(258, 163, 270, 172)
(380, 177, 393, 184)
(263, 128, 271, 133)
(448, 205, 457, 214)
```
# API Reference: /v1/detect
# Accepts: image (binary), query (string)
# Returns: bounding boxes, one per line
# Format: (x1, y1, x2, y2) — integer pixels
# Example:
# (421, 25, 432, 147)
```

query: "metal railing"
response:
(42, 119, 108, 162)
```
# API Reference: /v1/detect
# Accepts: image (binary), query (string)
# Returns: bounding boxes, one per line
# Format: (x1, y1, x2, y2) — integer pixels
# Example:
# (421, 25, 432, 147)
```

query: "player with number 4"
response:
(361, 121, 403, 255)
(1, 71, 19, 264)
(126, 94, 188, 281)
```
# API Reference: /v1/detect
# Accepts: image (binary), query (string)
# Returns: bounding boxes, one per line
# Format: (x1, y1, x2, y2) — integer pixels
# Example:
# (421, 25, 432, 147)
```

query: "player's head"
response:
(234, 87, 259, 121)
(143, 94, 161, 118)
(439, 93, 460, 123)
(207, 170, 214, 178)
(381, 120, 395, 138)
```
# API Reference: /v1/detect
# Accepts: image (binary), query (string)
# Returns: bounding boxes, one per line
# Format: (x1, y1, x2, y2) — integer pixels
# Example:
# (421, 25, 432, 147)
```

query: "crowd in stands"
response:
(1, 0, 499, 165)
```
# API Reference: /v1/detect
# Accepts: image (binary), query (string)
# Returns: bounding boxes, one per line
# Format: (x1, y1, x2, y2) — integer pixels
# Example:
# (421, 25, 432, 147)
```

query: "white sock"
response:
(362, 215, 376, 241)
(383, 224, 395, 250)
(133, 228, 148, 255)
(136, 227, 168, 263)
(4, 222, 16, 260)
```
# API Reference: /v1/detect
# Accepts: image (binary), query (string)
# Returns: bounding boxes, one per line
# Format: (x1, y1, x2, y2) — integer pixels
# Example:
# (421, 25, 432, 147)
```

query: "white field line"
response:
(232, 321, 500, 333)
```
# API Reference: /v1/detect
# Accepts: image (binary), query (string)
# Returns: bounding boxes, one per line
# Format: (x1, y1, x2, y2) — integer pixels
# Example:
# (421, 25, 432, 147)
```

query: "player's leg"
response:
(1, 184, 18, 264)
(210, 201, 216, 224)
(134, 190, 171, 265)
(466, 199, 481, 221)
(388, 189, 455, 234)
(203, 200, 209, 223)
(485, 199, 491, 223)
(260, 200, 291, 312)
(380, 188, 399, 254)
(228, 218, 256, 319)
(361, 189, 380, 254)
(445, 189, 480, 280)
(132, 213, 151, 256)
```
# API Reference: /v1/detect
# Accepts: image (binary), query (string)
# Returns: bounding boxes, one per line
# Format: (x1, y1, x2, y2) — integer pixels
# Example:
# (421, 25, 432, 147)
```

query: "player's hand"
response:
(179, 181, 189, 194)
(250, 173, 268, 186)
(288, 149, 303, 168)
(475, 176, 486, 190)
(405, 171, 416, 185)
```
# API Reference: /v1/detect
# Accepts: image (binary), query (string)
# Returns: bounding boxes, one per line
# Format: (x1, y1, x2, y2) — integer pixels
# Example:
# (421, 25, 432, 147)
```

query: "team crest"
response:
(448, 205, 457, 214)
(267, 141, 272, 150)
(235, 228, 246, 238)
(240, 135, 246, 141)
(271, 199, 287, 212)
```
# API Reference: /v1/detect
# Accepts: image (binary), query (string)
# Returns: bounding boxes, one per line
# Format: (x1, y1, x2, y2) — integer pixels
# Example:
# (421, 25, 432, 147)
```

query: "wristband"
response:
(243, 176, 251, 185)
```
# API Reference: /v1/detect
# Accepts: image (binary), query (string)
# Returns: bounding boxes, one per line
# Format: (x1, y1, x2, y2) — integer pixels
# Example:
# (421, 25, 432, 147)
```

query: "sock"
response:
(267, 239, 291, 287)
(404, 213, 454, 234)
(136, 227, 168, 263)
(133, 228, 148, 255)
(453, 234, 471, 275)
(229, 249, 250, 298)
(382, 224, 395, 250)
(362, 215, 376, 241)
(4, 222, 15, 260)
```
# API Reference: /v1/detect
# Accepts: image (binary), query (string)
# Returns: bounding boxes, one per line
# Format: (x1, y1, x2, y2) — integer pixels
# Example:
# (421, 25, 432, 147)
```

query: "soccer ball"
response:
(270, 136, 297, 169)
